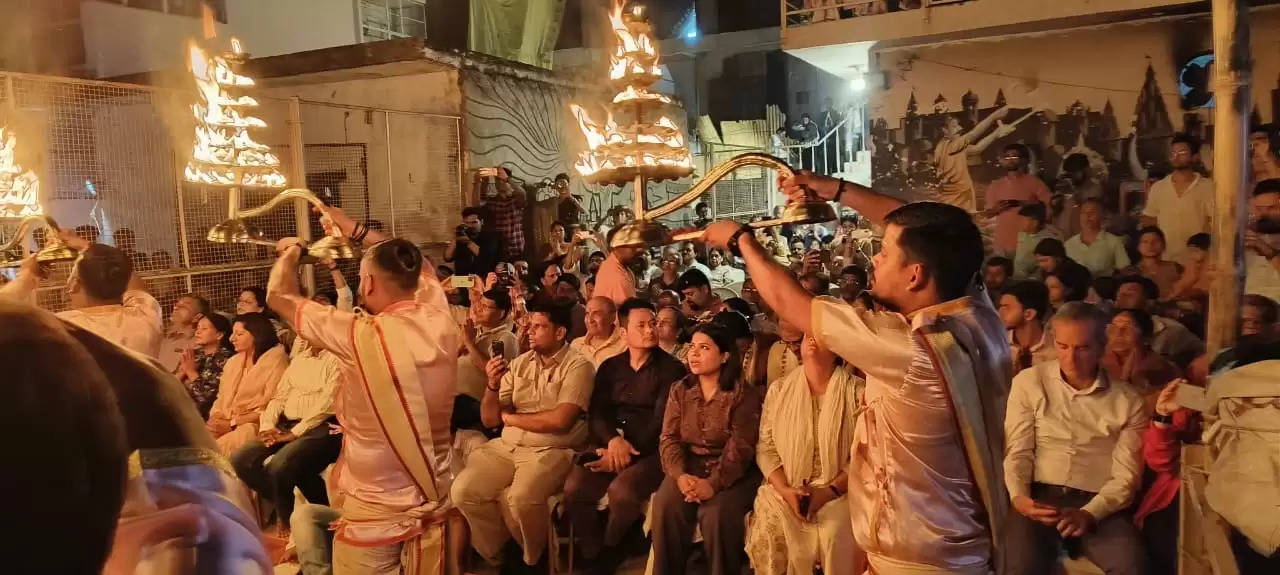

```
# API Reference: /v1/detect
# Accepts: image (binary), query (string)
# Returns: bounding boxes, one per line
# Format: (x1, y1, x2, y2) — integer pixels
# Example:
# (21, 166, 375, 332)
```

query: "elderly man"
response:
(701, 170, 1011, 574)
(705, 249, 744, 289)
(158, 293, 210, 373)
(453, 304, 595, 570)
(2, 231, 162, 358)
(563, 298, 687, 575)
(1002, 302, 1149, 575)
(269, 209, 460, 575)
(571, 296, 628, 367)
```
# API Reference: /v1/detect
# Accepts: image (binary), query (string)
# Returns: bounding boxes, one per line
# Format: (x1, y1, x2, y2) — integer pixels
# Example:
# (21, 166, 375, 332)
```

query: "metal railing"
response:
(0, 71, 463, 316)
(781, 0, 968, 31)
(778, 109, 864, 176)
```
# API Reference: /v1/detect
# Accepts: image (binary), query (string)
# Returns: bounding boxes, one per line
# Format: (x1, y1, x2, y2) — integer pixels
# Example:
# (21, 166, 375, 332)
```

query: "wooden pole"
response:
(288, 97, 315, 295)
(1206, 0, 1252, 357)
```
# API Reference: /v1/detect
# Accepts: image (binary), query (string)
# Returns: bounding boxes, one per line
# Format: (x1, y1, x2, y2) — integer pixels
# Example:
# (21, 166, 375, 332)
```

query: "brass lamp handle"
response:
(644, 152, 795, 220)
(0, 215, 61, 254)
(235, 188, 328, 220)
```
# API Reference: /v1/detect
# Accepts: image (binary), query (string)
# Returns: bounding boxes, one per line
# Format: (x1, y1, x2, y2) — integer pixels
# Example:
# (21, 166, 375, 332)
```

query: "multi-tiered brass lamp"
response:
(0, 126, 78, 266)
(185, 38, 354, 260)
(570, 2, 834, 249)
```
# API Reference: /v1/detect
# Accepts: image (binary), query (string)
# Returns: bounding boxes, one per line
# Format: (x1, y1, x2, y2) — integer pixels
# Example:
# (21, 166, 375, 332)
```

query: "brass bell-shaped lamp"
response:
(207, 188, 358, 259)
(0, 216, 80, 267)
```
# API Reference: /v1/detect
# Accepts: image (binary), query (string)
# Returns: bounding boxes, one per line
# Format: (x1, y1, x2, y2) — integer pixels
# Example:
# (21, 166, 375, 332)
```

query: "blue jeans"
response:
(291, 503, 341, 575)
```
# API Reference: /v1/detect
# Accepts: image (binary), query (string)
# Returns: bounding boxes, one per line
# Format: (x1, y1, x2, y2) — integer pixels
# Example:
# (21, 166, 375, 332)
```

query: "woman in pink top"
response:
(207, 312, 289, 457)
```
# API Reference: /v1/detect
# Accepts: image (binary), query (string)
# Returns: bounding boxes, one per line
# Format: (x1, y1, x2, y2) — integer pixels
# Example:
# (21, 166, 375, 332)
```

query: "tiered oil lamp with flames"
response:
(571, 1, 834, 249)
(187, 38, 353, 260)
(0, 126, 77, 266)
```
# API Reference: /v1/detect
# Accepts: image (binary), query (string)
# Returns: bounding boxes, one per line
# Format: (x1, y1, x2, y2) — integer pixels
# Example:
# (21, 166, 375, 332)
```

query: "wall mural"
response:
(869, 63, 1201, 213)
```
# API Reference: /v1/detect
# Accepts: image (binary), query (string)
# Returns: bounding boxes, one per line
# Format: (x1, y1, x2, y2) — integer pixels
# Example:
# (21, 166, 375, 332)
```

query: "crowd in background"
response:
(4, 124, 1280, 575)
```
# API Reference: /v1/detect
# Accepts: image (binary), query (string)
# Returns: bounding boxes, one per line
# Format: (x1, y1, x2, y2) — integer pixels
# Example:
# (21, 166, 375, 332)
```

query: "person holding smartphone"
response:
(445, 206, 502, 277)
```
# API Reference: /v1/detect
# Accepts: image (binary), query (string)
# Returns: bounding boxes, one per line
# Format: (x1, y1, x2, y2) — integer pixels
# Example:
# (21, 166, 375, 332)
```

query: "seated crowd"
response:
(4, 160, 1280, 575)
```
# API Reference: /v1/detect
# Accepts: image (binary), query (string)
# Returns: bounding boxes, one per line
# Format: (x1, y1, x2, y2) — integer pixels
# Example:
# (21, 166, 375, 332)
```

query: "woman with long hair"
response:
(177, 312, 235, 419)
(651, 324, 764, 575)
(206, 312, 289, 457)
(1124, 226, 1183, 302)
(237, 285, 295, 350)
(747, 334, 865, 575)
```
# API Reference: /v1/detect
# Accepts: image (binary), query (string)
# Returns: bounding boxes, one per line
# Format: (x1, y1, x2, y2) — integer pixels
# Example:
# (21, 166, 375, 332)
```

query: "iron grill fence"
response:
(0, 71, 463, 317)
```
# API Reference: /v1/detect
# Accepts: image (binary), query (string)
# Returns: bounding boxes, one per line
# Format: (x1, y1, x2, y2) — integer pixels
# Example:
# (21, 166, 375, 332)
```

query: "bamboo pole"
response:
(1206, 0, 1252, 357)
(288, 97, 315, 295)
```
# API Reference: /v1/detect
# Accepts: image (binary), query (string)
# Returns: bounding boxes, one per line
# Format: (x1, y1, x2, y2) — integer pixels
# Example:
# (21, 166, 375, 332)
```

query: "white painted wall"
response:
(224, 0, 360, 61)
(79, 0, 360, 79)
(80, 1, 228, 78)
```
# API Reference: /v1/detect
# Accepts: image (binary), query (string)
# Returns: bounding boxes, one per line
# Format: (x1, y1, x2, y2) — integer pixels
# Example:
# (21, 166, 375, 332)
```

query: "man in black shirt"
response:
(445, 206, 502, 276)
(561, 298, 687, 574)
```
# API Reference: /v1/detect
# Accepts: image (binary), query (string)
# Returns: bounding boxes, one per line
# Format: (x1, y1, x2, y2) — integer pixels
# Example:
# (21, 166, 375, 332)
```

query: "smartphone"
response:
(490, 340, 504, 359)
(576, 451, 603, 465)
(797, 491, 812, 516)
(450, 275, 474, 289)
(1174, 382, 1209, 412)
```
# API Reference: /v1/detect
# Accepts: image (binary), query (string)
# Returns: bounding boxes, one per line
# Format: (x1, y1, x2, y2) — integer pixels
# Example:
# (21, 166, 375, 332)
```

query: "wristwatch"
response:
(1152, 412, 1174, 425)
(727, 224, 752, 258)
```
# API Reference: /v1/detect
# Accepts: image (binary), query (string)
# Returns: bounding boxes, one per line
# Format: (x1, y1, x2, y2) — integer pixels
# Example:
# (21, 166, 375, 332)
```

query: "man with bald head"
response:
(571, 296, 628, 367)
(268, 216, 459, 575)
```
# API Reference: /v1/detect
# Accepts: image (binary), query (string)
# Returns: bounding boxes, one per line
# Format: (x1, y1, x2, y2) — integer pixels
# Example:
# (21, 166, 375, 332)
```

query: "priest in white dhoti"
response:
(747, 334, 864, 575)
(266, 222, 459, 575)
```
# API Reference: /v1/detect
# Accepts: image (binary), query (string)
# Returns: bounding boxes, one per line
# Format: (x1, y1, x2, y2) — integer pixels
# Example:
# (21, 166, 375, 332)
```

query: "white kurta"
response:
(746, 366, 863, 575)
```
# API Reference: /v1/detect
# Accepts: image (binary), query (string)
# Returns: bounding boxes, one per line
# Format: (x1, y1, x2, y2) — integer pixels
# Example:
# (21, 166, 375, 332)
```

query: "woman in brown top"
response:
(1102, 308, 1182, 410)
(1123, 227, 1183, 301)
(652, 323, 764, 575)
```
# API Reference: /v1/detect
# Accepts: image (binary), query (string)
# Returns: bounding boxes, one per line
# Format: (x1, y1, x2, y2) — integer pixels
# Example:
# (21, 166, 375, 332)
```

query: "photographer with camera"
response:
(446, 206, 502, 277)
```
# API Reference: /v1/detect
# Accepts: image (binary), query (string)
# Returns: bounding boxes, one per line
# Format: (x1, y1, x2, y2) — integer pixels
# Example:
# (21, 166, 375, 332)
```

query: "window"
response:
(360, 0, 427, 42)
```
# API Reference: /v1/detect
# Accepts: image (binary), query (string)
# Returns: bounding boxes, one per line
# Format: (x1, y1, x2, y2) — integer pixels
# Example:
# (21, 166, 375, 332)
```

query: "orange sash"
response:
(348, 312, 446, 575)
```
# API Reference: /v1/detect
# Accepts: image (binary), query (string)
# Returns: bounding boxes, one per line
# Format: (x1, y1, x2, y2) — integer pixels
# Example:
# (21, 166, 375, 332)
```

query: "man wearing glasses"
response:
(1141, 133, 1214, 262)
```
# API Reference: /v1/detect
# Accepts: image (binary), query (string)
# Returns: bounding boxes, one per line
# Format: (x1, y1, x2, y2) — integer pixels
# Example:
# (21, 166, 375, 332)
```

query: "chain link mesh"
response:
(0, 72, 462, 317)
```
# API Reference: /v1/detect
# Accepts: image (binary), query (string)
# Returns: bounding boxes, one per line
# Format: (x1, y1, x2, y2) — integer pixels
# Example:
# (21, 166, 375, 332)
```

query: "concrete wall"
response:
(866, 12, 1280, 203)
(255, 70, 465, 246)
(79, 0, 359, 79)
(225, 0, 360, 60)
(80, 1, 227, 78)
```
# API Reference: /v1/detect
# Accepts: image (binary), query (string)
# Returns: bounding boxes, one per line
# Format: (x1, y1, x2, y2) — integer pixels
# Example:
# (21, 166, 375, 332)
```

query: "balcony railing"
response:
(781, 0, 967, 31)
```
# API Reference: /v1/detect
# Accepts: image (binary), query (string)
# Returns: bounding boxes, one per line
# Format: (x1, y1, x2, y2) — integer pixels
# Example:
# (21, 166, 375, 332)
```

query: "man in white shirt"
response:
(1244, 179, 1280, 302)
(1141, 134, 1213, 262)
(705, 249, 745, 288)
(1065, 198, 1131, 278)
(998, 280, 1056, 373)
(1002, 302, 1149, 575)
(677, 242, 710, 277)
(1, 234, 162, 358)
(230, 341, 343, 532)
(570, 296, 627, 366)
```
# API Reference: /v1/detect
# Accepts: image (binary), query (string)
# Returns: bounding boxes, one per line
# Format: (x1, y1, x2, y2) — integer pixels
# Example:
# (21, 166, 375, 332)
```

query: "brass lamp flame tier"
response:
(0, 215, 80, 267)
(608, 152, 836, 249)
(207, 188, 359, 260)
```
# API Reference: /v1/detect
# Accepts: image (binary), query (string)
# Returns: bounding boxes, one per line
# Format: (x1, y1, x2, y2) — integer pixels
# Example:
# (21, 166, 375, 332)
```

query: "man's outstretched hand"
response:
(779, 170, 840, 204)
(701, 220, 747, 251)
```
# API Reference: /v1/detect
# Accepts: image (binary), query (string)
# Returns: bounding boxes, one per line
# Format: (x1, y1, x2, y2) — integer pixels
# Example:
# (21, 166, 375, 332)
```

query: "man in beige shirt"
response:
(1002, 302, 1148, 575)
(570, 296, 627, 367)
(453, 303, 595, 568)
(704, 172, 1011, 575)
(2, 234, 162, 358)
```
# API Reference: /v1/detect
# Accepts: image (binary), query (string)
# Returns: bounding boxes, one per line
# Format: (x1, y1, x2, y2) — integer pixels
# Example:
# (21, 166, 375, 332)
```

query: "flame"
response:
(606, 1, 662, 82)
(612, 85, 671, 104)
(184, 40, 286, 188)
(0, 127, 41, 219)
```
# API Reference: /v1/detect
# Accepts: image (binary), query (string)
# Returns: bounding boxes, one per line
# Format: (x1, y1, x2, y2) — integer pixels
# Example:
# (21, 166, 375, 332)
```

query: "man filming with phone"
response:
(446, 206, 502, 277)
